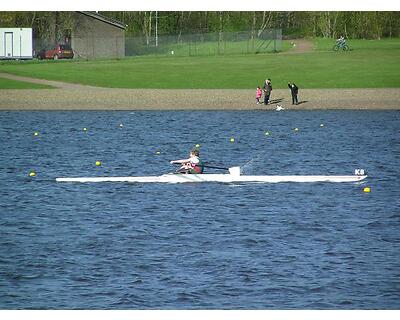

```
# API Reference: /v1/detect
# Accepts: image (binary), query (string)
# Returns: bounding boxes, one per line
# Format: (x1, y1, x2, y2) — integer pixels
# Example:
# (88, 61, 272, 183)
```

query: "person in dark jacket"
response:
(288, 82, 299, 105)
(263, 79, 272, 105)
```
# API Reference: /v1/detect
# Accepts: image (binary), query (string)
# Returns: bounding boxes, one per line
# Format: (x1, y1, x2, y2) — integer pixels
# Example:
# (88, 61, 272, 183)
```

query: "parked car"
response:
(37, 44, 74, 60)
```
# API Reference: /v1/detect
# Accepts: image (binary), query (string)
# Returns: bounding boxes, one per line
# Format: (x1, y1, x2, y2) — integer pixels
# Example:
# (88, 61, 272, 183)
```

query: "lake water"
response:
(0, 110, 399, 309)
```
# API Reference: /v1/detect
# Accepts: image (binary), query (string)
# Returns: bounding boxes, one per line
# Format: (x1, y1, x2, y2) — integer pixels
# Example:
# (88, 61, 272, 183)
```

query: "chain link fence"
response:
(32, 29, 282, 59)
(33, 36, 125, 59)
(126, 29, 282, 57)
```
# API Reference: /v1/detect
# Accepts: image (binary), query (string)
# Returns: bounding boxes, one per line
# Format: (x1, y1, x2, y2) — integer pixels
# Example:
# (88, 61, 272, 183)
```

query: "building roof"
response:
(78, 11, 126, 30)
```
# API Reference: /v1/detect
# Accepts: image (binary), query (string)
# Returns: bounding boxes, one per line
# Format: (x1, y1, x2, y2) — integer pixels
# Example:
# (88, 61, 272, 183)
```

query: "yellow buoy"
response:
(119, 124, 123, 127)
(83, 127, 88, 132)
(33, 132, 39, 136)
(155, 151, 161, 155)
(195, 144, 201, 148)
(29, 171, 36, 177)
(230, 138, 235, 143)
(294, 128, 299, 131)
(320, 124, 324, 127)
(363, 187, 371, 193)
(95, 161, 101, 166)
(265, 131, 270, 136)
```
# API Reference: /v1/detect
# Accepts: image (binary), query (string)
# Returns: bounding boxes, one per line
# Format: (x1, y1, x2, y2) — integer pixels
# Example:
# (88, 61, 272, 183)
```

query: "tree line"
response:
(1, 11, 399, 40)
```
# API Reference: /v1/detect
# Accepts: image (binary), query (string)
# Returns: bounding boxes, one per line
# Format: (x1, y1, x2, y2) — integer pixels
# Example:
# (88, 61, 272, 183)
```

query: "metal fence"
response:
(33, 37, 125, 59)
(125, 29, 282, 57)
(32, 29, 282, 59)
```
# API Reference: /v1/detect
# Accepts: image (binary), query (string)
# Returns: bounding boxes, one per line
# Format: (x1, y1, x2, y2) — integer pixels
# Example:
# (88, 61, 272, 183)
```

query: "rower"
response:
(170, 149, 204, 174)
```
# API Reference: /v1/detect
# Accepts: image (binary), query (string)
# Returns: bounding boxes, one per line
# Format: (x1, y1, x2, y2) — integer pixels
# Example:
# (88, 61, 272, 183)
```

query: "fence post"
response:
(217, 32, 220, 55)
(223, 32, 226, 55)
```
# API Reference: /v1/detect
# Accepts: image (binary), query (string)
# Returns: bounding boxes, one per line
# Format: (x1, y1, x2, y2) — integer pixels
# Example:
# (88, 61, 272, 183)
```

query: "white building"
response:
(0, 28, 33, 59)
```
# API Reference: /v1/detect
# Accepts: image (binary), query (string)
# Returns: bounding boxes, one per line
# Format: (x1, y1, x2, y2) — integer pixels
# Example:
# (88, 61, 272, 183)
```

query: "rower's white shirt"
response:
(189, 156, 200, 164)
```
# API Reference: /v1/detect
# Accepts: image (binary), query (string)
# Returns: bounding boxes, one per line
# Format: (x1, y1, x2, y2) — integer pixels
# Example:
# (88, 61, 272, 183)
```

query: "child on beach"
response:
(256, 86, 262, 104)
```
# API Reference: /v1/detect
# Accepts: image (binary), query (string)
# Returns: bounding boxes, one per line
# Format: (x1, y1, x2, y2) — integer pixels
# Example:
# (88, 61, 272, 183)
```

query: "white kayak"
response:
(56, 167, 367, 184)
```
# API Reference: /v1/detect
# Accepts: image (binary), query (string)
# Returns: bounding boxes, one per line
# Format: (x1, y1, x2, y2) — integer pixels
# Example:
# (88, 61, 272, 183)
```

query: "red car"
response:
(37, 44, 74, 60)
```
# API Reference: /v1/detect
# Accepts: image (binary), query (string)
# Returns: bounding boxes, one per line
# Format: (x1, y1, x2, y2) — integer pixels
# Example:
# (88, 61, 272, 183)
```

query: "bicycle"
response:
(332, 41, 350, 51)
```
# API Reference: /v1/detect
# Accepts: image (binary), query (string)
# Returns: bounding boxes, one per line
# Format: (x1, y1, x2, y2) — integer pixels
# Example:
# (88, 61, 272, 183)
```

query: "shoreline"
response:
(0, 73, 399, 110)
(1, 88, 399, 110)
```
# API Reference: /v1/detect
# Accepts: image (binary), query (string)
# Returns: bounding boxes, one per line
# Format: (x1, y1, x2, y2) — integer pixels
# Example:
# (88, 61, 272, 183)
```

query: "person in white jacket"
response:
(170, 149, 204, 174)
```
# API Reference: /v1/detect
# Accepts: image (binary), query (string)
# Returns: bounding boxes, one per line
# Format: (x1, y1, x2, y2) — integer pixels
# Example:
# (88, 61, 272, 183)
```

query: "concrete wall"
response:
(71, 13, 125, 59)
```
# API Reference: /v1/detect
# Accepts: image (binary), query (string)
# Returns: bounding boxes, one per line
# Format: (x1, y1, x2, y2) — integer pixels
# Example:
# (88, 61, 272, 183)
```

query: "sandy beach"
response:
(0, 73, 399, 110)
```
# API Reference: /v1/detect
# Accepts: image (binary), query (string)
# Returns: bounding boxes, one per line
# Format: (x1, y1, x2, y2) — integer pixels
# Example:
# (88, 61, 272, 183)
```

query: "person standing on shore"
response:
(263, 79, 272, 105)
(288, 82, 299, 105)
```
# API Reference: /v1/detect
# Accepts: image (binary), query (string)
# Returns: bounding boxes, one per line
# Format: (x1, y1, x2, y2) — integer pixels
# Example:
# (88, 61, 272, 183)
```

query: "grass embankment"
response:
(0, 77, 53, 89)
(131, 38, 290, 57)
(314, 37, 400, 51)
(0, 38, 399, 89)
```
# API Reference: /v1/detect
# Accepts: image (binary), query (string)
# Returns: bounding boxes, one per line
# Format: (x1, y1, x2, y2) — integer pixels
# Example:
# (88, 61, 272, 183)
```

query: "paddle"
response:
(170, 162, 228, 170)
(170, 162, 241, 175)
(202, 164, 230, 170)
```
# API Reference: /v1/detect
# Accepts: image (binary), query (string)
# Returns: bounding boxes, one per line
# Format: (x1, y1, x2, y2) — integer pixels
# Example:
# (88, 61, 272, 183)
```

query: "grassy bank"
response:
(0, 77, 53, 89)
(314, 37, 400, 51)
(1, 38, 399, 89)
(128, 38, 291, 57)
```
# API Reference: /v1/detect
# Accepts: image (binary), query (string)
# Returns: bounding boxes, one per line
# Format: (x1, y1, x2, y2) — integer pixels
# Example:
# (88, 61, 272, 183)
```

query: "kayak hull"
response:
(56, 174, 367, 184)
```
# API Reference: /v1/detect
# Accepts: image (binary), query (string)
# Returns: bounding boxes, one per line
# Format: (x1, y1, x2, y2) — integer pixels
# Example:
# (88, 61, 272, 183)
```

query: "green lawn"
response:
(314, 37, 400, 51)
(128, 38, 287, 57)
(0, 38, 399, 89)
(0, 77, 53, 89)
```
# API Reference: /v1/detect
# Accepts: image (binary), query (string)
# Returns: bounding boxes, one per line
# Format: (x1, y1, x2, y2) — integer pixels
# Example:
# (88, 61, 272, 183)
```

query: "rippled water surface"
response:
(0, 110, 399, 309)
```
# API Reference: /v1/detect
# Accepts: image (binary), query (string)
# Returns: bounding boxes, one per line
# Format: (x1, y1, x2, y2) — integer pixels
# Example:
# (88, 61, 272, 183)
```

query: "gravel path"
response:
(0, 73, 399, 110)
(282, 39, 315, 54)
